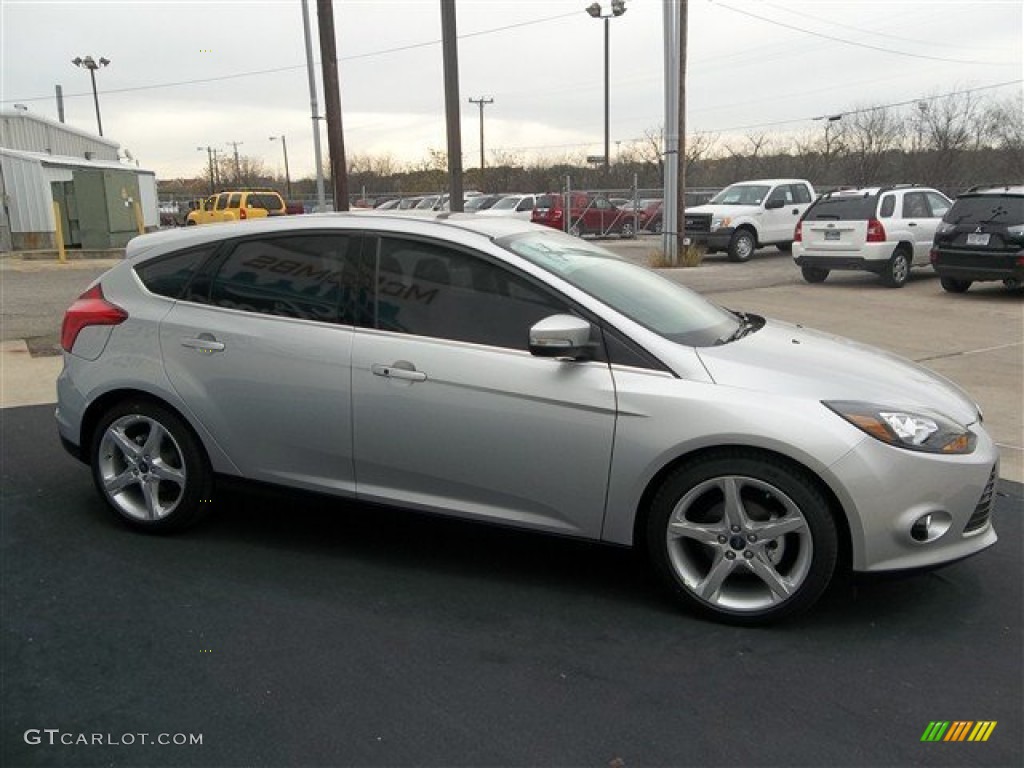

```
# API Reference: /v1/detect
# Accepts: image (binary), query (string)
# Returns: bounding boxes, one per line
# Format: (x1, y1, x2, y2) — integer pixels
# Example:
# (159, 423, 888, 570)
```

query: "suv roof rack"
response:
(963, 183, 1023, 194)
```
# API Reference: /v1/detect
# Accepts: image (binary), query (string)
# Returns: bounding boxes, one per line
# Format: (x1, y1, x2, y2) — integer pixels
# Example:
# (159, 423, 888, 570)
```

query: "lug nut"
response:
(747, 534, 757, 543)
(718, 535, 728, 544)
(725, 551, 736, 560)
(744, 551, 754, 559)
(731, 525, 741, 533)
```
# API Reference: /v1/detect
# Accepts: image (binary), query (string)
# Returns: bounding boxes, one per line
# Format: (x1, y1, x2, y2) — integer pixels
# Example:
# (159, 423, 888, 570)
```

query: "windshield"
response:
(499, 230, 737, 347)
(491, 196, 521, 210)
(710, 184, 772, 206)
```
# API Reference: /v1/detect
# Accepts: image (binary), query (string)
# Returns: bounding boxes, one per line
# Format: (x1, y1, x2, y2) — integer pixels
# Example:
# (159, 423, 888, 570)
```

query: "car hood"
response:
(685, 203, 760, 217)
(695, 319, 981, 426)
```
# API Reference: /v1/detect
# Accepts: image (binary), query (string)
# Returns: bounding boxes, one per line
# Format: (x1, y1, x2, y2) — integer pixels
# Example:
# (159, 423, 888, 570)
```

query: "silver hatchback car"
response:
(56, 213, 998, 624)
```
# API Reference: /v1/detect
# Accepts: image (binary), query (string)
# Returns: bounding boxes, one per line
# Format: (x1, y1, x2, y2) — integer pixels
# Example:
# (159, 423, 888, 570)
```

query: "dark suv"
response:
(930, 185, 1024, 293)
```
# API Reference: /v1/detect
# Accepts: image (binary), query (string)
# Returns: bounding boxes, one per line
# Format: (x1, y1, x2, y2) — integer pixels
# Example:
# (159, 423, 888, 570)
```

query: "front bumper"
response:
(683, 228, 733, 251)
(827, 425, 999, 573)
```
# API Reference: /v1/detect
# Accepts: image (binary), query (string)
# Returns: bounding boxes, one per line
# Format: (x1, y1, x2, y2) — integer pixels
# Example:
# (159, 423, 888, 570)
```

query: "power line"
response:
(1, 11, 580, 105)
(712, 1, 1018, 66)
(492, 80, 1023, 153)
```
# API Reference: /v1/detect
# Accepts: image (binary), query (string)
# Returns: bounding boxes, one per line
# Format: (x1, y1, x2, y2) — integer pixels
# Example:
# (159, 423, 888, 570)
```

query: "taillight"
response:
(866, 218, 886, 243)
(239, 207, 247, 219)
(794, 221, 803, 242)
(61, 284, 127, 352)
(930, 248, 939, 264)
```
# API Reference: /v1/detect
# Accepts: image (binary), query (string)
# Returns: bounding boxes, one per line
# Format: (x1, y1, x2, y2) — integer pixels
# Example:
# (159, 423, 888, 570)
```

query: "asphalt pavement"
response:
(2, 240, 1022, 767)
(2, 404, 1021, 767)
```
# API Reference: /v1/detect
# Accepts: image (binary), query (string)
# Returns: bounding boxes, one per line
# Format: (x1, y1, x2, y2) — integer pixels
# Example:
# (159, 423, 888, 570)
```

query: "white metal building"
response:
(0, 110, 158, 252)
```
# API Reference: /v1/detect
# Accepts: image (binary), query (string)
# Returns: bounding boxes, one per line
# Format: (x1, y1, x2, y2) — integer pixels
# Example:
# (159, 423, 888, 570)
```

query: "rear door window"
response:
(199, 234, 363, 324)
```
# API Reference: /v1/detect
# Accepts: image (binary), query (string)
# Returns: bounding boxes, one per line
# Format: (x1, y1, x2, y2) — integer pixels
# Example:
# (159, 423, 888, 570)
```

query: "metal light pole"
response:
(71, 55, 109, 136)
(585, 2, 626, 176)
(270, 136, 292, 199)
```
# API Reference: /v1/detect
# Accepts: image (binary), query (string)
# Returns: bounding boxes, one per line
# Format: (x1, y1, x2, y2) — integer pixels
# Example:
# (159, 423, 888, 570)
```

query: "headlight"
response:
(712, 216, 731, 230)
(824, 401, 976, 454)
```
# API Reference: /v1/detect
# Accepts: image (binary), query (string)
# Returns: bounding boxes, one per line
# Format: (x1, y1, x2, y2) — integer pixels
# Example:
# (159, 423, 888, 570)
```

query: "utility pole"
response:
(440, 0, 464, 212)
(301, 0, 326, 211)
(317, 0, 350, 211)
(676, 0, 688, 262)
(468, 96, 493, 186)
(227, 140, 243, 184)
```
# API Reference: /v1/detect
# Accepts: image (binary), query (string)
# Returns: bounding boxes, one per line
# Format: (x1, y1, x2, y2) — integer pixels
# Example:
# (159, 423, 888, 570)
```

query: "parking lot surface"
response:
(2, 242, 1022, 766)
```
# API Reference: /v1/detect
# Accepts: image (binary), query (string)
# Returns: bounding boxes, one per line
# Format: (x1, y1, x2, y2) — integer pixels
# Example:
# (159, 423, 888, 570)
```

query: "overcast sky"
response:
(1, 0, 1021, 181)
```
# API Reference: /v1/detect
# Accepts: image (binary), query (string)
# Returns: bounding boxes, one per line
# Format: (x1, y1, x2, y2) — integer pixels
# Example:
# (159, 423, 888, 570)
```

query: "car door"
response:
(350, 234, 617, 538)
(901, 191, 938, 264)
(763, 184, 800, 243)
(159, 232, 362, 494)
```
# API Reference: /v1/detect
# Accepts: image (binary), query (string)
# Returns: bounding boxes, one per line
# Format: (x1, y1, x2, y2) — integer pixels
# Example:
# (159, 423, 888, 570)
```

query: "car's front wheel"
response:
(646, 451, 838, 625)
(940, 277, 972, 293)
(801, 266, 829, 283)
(882, 247, 911, 287)
(727, 230, 756, 262)
(91, 400, 213, 532)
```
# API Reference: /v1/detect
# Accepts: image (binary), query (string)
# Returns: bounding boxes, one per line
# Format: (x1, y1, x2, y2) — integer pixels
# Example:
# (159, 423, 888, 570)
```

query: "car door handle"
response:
(371, 362, 427, 382)
(908, 221, 918, 227)
(181, 334, 225, 353)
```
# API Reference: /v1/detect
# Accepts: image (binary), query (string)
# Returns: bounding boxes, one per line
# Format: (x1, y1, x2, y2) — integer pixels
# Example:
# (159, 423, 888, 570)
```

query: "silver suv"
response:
(793, 185, 952, 287)
(56, 214, 998, 624)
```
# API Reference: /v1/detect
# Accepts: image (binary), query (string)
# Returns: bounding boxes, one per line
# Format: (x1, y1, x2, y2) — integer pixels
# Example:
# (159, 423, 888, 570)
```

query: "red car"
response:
(531, 193, 637, 238)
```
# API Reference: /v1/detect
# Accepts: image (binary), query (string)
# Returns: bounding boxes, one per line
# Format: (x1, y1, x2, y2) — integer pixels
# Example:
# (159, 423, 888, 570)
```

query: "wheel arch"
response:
(80, 388, 218, 471)
(629, 444, 853, 574)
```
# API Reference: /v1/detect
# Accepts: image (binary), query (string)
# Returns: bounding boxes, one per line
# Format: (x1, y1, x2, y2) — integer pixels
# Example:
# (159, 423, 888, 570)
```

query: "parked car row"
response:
(793, 183, 1023, 293)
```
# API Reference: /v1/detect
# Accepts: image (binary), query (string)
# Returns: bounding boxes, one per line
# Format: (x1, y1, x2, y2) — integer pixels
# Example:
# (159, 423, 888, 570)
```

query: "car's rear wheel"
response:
(940, 277, 972, 293)
(1003, 278, 1023, 293)
(185, 220, 197, 226)
(801, 266, 829, 283)
(882, 247, 911, 287)
(91, 400, 213, 532)
(727, 230, 756, 262)
(646, 451, 838, 625)
(619, 220, 636, 239)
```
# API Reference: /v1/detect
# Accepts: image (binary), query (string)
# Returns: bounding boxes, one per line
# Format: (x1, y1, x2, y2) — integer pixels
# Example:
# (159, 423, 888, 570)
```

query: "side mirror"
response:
(764, 198, 785, 210)
(529, 314, 592, 359)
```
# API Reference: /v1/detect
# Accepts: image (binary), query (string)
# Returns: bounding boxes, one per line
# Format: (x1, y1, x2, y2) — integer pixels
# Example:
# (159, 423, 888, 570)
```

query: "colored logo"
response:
(921, 721, 997, 742)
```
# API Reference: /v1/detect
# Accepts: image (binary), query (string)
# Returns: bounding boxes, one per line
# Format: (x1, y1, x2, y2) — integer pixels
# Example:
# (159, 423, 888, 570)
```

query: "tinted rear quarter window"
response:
(135, 245, 217, 298)
(804, 194, 878, 221)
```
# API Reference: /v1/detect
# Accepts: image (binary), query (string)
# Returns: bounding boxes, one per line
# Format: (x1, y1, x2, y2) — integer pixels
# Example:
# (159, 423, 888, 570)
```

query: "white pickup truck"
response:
(683, 178, 815, 262)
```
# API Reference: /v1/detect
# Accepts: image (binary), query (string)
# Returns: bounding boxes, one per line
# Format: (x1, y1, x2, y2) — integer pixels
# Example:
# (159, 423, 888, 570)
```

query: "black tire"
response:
(652, 217, 663, 234)
(90, 400, 213, 533)
(801, 266, 829, 284)
(881, 247, 911, 288)
(1002, 278, 1023, 293)
(777, 242, 793, 253)
(645, 450, 838, 625)
(185, 219, 197, 226)
(619, 220, 636, 239)
(727, 229, 756, 262)
(940, 277, 972, 294)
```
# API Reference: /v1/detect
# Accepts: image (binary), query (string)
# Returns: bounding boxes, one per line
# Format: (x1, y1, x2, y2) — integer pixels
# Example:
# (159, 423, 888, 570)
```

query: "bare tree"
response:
(844, 106, 903, 186)
(985, 93, 1024, 180)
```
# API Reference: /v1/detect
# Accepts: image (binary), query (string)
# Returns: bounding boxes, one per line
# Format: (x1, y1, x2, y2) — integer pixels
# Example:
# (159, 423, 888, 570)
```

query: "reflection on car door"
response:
(159, 233, 362, 493)
(350, 235, 618, 537)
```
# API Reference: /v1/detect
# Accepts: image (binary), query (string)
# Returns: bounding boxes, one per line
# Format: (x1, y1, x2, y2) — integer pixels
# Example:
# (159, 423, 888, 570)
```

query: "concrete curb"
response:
(0, 340, 62, 408)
